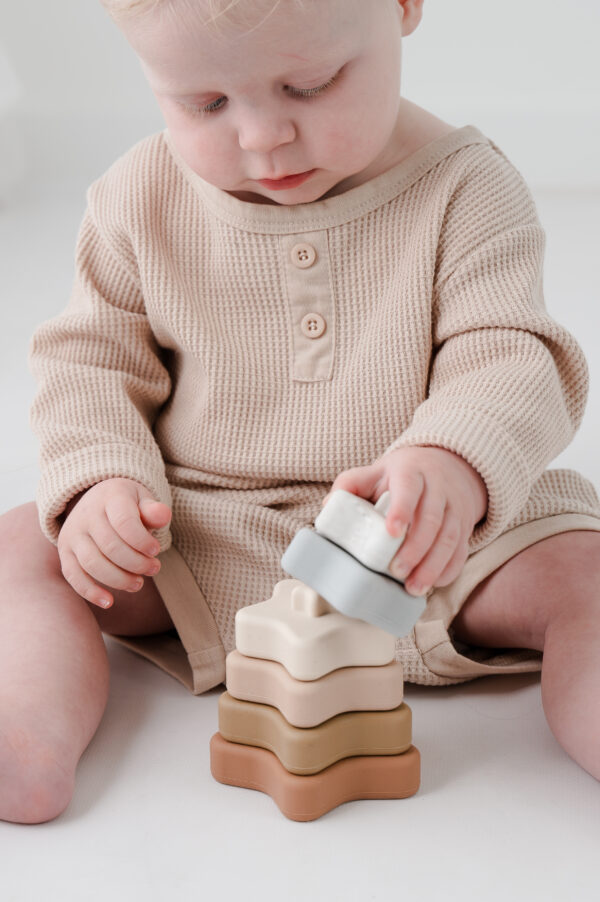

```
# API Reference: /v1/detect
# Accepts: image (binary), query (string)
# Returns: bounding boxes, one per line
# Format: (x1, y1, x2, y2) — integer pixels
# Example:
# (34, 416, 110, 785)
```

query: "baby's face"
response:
(123, 0, 407, 204)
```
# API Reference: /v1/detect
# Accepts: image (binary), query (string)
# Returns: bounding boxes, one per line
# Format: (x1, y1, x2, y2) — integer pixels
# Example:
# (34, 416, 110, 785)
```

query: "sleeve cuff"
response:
(35, 443, 173, 551)
(382, 407, 533, 553)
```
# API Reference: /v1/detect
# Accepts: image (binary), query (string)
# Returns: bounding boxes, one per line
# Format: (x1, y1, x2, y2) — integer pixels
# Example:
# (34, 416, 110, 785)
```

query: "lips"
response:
(257, 169, 317, 190)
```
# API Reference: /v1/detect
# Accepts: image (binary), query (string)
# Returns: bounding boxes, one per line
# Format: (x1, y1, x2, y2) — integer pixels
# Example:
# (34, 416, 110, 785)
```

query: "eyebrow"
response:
(167, 90, 226, 101)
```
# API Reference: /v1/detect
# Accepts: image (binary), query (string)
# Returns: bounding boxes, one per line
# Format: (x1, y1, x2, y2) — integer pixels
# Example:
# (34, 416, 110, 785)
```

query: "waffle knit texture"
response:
(28, 125, 600, 684)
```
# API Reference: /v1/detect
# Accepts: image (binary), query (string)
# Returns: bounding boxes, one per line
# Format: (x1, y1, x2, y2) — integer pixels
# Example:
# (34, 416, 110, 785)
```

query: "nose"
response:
(237, 107, 296, 154)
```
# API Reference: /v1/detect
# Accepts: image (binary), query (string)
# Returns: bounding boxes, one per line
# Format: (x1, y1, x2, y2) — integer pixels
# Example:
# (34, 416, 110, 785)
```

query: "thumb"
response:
(138, 496, 172, 527)
(326, 462, 385, 505)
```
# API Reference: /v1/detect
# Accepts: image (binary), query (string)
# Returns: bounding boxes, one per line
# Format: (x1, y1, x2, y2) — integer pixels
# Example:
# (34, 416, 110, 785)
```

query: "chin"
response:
(275, 178, 343, 205)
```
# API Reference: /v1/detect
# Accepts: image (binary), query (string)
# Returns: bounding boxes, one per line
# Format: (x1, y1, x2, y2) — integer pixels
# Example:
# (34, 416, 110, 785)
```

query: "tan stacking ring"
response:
(218, 692, 412, 775)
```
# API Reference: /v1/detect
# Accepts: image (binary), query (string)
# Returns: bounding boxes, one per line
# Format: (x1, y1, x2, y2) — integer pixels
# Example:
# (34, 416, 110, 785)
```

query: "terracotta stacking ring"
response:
(210, 733, 420, 821)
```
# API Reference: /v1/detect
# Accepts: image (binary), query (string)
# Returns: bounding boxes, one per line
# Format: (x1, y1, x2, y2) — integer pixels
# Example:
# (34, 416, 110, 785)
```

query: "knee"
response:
(0, 724, 75, 824)
(0, 500, 39, 534)
(0, 501, 60, 581)
(541, 531, 600, 623)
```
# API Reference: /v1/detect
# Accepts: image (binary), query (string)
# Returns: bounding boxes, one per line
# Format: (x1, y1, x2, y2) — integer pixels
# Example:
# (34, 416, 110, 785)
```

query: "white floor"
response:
(1, 171, 599, 902)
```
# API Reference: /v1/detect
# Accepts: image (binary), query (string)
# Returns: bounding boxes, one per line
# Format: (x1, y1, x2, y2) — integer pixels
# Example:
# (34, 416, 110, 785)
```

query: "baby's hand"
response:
(322, 447, 488, 596)
(57, 477, 172, 609)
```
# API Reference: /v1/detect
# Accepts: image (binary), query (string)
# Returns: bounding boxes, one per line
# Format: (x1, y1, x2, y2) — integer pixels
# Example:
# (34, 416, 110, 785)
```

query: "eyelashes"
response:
(177, 70, 342, 118)
(192, 96, 227, 115)
(286, 72, 341, 99)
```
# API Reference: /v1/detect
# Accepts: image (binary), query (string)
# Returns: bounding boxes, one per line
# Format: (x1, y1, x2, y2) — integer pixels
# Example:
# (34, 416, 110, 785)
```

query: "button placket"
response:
(280, 232, 335, 382)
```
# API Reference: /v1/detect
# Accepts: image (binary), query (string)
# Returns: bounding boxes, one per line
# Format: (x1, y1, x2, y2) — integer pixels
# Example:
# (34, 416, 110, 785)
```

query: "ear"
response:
(396, 0, 424, 37)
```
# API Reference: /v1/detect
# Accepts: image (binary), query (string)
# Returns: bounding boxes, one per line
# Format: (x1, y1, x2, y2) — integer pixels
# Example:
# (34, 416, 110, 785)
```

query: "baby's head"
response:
(101, 0, 423, 204)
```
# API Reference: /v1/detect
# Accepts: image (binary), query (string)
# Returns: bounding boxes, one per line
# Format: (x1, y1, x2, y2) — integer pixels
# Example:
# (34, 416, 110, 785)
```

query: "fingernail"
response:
(392, 562, 409, 580)
(390, 520, 407, 539)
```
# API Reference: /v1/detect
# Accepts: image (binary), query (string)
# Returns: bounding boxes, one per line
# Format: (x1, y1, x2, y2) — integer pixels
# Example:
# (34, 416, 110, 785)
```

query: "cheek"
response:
(172, 122, 240, 181)
(318, 103, 391, 166)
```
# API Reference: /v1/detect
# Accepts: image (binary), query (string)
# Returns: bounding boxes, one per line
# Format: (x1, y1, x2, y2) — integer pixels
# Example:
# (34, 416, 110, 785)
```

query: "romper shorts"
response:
(110, 511, 600, 692)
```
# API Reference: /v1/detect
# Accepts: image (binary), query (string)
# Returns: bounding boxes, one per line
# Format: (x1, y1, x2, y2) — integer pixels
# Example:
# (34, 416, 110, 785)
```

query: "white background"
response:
(1, 2, 599, 901)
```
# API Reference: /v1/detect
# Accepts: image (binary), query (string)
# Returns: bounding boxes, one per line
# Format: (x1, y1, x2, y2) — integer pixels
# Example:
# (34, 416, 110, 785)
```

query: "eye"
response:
(286, 72, 341, 99)
(176, 68, 342, 117)
(202, 96, 227, 113)
(178, 95, 227, 117)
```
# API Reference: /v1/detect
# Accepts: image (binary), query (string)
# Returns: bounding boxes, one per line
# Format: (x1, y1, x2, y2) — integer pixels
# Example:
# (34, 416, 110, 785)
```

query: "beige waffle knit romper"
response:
(29, 125, 600, 693)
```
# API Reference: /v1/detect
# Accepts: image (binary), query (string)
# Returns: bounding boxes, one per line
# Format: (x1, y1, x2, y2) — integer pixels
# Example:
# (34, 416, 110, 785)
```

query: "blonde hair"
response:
(100, 0, 294, 27)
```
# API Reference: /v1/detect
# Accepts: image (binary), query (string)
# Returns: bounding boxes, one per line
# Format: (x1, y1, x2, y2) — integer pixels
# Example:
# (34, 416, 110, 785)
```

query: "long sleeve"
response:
(28, 183, 173, 548)
(383, 144, 590, 553)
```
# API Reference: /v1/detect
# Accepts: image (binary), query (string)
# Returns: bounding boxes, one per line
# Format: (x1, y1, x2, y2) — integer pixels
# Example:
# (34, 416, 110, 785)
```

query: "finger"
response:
(88, 513, 161, 577)
(385, 466, 425, 539)
(327, 463, 387, 504)
(435, 537, 471, 588)
(389, 485, 445, 586)
(105, 494, 161, 556)
(139, 498, 172, 529)
(71, 534, 147, 596)
(59, 547, 115, 609)
(402, 509, 463, 595)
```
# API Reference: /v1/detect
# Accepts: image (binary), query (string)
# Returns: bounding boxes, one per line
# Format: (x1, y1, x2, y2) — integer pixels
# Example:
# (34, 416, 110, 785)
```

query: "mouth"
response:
(257, 169, 317, 190)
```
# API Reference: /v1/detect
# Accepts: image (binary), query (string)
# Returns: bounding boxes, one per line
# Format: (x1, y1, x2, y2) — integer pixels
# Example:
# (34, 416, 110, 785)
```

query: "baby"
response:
(2, 0, 599, 824)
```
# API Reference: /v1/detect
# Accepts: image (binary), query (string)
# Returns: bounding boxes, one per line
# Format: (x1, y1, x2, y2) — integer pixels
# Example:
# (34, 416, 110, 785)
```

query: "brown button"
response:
(300, 313, 326, 339)
(291, 243, 317, 268)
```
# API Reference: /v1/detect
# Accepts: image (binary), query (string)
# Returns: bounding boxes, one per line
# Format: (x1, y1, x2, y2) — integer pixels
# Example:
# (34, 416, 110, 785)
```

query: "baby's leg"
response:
(452, 530, 600, 780)
(0, 501, 172, 824)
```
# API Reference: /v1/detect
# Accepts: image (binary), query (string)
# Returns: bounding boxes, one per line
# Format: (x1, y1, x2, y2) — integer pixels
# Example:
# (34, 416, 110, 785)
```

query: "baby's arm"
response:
(326, 146, 588, 589)
(386, 150, 587, 553)
(28, 176, 173, 552)
(57, 477, 171, 609)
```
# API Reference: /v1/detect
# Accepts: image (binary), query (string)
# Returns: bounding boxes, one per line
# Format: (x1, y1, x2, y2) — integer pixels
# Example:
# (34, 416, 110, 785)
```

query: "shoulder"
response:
(440, 135, 541, 243)
(433, 130, 545, 285)
(84, 131, 182, 235)
(405, 100, 533, 191)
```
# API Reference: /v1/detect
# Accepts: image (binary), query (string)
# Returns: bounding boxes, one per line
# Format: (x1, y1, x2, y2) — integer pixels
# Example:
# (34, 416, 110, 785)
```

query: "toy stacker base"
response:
(210, 732, 420, 821)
